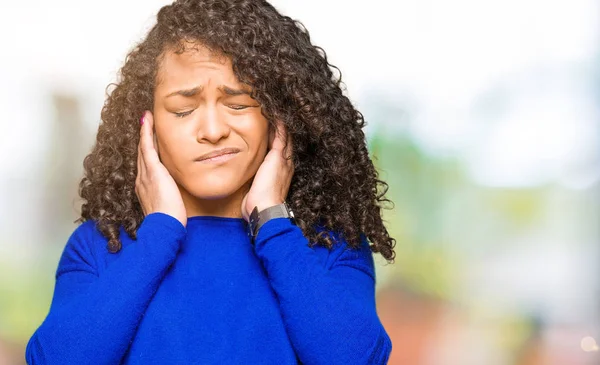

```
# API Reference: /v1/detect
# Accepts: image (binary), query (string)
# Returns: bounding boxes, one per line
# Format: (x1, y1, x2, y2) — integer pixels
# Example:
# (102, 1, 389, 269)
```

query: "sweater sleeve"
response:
(25, 212, 186, 365)
(253, 218, 393, 365)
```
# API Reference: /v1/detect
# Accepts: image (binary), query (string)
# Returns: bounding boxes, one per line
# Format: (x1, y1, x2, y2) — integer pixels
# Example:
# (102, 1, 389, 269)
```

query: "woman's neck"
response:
(178, 182, 249, 218)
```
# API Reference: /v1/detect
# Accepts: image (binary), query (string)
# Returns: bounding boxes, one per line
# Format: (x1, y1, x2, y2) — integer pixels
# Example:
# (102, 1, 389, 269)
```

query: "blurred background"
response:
(0, 0, 598, 364)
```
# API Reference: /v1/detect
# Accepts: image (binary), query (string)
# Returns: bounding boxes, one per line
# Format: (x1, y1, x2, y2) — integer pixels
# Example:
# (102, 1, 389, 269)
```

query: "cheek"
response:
(252, 116, 270, 145)
(155, 129, 189, 171)
(249, 125, 270, 161)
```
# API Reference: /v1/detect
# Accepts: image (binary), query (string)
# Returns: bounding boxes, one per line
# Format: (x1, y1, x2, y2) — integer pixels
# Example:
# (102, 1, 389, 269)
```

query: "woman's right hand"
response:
(135, 110, 187, 228)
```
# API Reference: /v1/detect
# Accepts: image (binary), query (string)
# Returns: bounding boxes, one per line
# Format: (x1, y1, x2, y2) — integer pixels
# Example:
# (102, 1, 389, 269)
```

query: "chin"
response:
(185, 184, 237, 200)
(182, 174, 245, 200)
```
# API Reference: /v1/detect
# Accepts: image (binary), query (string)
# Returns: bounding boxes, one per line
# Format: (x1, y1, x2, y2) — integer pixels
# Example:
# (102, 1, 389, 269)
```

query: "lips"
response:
(196, 147, 241, 161)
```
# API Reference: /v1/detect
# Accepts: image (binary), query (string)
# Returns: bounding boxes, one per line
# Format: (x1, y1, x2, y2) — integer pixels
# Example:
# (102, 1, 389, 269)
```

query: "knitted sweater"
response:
(26, 212, 392, 364)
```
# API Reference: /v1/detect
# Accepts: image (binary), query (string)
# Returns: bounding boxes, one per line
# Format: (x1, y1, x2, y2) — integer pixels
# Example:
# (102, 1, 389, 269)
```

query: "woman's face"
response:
(152, 43, 269, 201)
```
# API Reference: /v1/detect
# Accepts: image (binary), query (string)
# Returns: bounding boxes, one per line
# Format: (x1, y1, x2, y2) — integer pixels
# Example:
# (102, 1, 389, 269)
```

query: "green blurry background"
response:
(1, 0, 599, 364)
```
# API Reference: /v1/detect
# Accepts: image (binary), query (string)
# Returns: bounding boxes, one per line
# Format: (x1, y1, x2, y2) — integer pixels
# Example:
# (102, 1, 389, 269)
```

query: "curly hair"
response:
(76, 0, 396, 262)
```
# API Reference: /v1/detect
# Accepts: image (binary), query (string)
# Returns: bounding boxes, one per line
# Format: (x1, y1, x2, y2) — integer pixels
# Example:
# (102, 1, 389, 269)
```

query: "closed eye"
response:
(173, 110, 193, 118)
(229, 105, 250, 110)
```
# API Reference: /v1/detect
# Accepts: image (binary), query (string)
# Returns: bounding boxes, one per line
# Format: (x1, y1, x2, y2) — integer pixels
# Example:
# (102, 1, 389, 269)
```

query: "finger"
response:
(273, 121, 292, 160)
(137, 113, 143, 175)
(270, 121, 283, 151)
(138, 112, 147, 177)
(153, 123, 161, 163)
(140, 111, 161, 167)
(284, 124, 293, 160)
(136, 114, 146, 213)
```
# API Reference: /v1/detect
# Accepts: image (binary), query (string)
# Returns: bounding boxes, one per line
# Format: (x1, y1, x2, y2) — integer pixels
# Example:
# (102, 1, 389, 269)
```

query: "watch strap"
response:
(248, 202, 295, 244)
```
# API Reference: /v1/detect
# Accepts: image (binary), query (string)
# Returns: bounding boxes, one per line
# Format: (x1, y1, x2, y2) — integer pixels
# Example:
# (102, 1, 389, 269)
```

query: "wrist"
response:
(248, 201, 296, 245)
(253, 200, 284, 214)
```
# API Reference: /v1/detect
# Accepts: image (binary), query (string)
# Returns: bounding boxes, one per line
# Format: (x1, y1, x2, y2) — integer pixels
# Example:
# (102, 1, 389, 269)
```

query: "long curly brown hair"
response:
(76, 0, 396, 262)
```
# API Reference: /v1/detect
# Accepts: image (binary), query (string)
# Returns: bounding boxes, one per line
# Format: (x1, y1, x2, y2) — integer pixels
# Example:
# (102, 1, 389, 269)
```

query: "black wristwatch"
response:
(248, 201, 296, 245)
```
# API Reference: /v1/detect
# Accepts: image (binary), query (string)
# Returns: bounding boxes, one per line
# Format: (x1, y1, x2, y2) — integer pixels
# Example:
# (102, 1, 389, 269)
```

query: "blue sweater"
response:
(26, 212, 392, 364)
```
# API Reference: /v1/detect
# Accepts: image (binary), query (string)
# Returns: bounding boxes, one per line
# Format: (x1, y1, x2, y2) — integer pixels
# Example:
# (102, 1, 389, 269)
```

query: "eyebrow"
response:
(165, 86, 202, 98)
(221, 86, 252, 96)
(164, 85, 252, 98)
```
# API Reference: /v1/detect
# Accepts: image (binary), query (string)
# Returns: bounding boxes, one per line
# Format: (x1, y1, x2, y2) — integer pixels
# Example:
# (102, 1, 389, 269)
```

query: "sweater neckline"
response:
(186, 216, 249, 232)
(187, 215, 246, 222)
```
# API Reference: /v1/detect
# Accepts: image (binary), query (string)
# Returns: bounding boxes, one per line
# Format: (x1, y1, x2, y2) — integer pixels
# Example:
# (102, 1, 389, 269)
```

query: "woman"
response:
(26, 0, 396, 364)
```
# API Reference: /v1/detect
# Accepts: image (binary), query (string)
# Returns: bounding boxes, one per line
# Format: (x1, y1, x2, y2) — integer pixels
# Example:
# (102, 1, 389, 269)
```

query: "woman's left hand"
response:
(241, 120, 294, 221)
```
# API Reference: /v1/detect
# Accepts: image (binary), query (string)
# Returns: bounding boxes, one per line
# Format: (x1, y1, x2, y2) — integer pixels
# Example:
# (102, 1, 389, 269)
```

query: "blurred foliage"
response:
(365, 126, 559, 362)
(368, 126, 465, 299)
(0, 248, 61, 343)
(367, 125, 548, 300)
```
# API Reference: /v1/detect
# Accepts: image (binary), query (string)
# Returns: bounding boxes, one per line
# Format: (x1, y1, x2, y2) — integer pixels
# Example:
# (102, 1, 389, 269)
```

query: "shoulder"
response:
(56, 219, 110, 276)
(64, 219, 109, 251)
(315, 227, 376, 281)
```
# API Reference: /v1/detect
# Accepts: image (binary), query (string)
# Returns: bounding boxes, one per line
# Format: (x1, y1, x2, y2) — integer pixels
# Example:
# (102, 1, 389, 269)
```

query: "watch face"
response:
(249, 206, 260, 233)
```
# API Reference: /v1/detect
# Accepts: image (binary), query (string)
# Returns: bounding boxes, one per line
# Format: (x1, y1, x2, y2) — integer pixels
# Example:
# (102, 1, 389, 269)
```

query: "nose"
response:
(195, 105, 231, 144)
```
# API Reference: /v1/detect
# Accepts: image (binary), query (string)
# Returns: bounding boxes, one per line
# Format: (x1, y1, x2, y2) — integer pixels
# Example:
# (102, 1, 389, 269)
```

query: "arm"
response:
(253, 218, 392, 365)
(25, 212, 186, 365)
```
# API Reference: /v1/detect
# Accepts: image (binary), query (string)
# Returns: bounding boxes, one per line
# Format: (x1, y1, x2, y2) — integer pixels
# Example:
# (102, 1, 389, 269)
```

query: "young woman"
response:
(26, 0, 396, 363)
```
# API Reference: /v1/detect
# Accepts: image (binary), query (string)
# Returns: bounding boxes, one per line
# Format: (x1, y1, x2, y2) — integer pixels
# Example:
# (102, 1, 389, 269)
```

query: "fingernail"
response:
(140, 114, 145, 125)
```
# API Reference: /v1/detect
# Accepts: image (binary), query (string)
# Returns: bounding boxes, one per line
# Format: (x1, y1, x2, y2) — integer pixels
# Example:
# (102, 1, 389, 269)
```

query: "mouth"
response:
(195, 151, 239, 164)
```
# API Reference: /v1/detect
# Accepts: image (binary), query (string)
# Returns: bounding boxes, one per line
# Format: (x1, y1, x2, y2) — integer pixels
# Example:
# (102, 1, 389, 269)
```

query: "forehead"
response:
(155, 43, 238, 91)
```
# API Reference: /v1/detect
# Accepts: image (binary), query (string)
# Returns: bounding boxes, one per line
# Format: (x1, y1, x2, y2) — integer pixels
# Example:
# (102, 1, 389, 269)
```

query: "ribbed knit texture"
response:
(26, 212, 392, 364)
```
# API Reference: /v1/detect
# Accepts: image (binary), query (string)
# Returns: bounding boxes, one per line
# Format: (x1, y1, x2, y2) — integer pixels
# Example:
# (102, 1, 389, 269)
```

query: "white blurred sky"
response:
(0, 0, 598, 187)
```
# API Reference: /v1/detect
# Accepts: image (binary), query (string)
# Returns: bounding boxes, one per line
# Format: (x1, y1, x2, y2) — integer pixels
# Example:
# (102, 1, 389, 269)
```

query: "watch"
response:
(248, 201, 296, 244)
